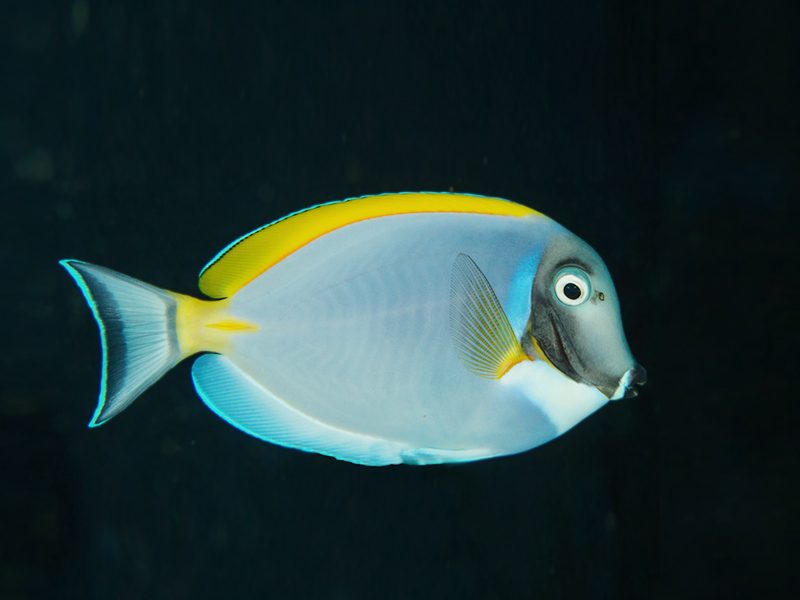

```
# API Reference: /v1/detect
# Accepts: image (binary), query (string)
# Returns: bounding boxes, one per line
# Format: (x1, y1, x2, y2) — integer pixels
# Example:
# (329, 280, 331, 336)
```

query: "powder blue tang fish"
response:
(61, 192, 645, 466)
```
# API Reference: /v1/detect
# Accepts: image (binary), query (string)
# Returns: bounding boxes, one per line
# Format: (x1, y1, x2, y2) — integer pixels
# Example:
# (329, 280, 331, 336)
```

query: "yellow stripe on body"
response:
(198, 192, 541, 299)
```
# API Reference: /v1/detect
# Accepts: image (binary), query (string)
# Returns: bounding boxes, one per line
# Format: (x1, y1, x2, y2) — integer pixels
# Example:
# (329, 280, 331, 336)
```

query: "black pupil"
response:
(563, 282, 582, 300)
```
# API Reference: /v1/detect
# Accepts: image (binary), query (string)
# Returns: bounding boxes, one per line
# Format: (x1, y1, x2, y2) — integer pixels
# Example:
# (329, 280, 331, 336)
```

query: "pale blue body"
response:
(203, 212, 608, 464)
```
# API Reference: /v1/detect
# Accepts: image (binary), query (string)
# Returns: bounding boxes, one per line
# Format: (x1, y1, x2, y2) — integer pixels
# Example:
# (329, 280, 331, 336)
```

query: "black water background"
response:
(2, 2, 796, 599)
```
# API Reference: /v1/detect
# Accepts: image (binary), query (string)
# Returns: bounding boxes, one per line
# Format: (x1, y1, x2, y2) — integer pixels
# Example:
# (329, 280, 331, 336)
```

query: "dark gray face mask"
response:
(523, 234, 646, 400)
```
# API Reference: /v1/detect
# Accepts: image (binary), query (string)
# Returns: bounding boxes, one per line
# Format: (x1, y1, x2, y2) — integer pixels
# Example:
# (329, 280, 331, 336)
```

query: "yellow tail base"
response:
(170, 293, 258, 357)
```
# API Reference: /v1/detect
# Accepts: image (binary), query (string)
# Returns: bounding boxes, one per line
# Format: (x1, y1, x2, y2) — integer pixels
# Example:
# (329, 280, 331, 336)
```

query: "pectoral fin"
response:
(449, 253, 528, 379)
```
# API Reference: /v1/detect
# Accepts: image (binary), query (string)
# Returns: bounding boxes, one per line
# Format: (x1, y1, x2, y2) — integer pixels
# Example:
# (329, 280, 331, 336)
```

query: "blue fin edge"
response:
(59, 259, 110, 428)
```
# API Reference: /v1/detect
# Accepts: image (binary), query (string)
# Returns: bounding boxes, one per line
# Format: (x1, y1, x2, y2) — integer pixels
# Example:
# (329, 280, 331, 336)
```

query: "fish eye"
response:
(553, 268, 591, 306)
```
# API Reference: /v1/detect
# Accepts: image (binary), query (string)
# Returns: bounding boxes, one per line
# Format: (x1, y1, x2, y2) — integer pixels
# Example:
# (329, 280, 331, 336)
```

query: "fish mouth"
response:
(604, 364, 647, 400)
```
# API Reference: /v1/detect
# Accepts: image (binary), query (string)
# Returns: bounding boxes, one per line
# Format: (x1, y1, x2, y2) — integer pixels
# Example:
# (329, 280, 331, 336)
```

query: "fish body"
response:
(61, 192, 645, 465)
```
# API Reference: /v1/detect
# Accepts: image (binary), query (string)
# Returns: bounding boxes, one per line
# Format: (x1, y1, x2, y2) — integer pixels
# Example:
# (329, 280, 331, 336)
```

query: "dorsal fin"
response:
(198, 192, 540, 299)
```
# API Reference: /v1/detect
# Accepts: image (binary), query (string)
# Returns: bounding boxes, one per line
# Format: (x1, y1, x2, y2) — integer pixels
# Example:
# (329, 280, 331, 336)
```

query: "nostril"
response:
(630, 364, 647, 386)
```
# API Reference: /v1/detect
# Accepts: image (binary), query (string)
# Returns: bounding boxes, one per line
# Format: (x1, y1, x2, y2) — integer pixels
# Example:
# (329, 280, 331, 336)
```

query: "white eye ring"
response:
(554, 269, 591, 306)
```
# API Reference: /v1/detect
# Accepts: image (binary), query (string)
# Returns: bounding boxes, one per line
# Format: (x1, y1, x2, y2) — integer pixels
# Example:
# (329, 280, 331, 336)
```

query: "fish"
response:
(60, 192, 645, 466)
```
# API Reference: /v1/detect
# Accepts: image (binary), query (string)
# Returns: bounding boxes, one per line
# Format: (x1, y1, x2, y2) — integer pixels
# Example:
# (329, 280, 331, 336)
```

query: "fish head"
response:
(524, 233, 645, 400)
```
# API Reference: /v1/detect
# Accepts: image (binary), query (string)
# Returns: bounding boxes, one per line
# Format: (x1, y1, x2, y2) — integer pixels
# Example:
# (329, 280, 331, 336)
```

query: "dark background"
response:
(2, 1, 796, 598)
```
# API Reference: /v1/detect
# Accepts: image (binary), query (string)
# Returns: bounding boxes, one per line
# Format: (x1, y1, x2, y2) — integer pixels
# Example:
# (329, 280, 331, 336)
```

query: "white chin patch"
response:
(609, 368, 635, 401)
(502, 361, 608, 435)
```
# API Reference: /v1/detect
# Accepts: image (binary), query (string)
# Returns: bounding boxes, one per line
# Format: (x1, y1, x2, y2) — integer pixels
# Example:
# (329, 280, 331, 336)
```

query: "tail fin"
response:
(60, 260, 183, 427)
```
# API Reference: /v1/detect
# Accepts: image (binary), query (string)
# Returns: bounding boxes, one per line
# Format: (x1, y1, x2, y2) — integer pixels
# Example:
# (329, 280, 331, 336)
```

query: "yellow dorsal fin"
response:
(449, 253, 528, 379)
(198, 192, 541, 299)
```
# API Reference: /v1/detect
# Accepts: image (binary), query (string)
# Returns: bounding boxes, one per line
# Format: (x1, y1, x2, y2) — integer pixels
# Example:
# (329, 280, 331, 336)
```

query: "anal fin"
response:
(191, 354, 409, 466)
